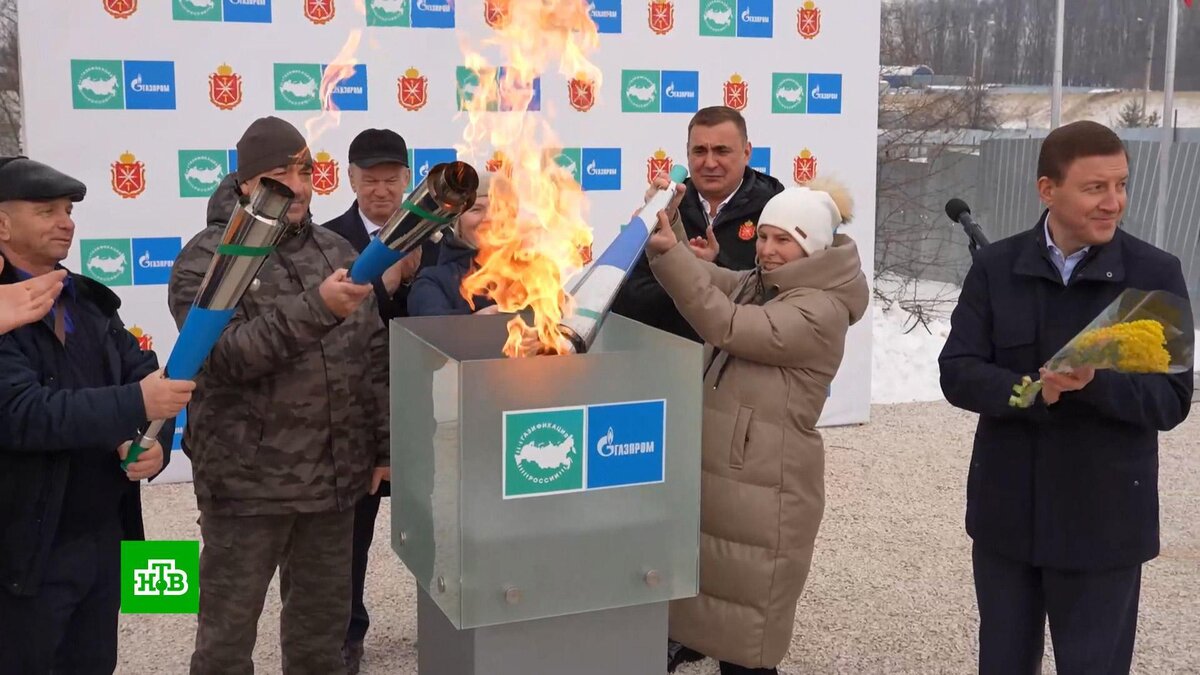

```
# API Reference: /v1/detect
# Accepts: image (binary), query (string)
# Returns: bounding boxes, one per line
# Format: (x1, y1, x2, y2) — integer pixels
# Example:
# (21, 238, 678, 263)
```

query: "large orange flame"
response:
(458, 1, 602, 357)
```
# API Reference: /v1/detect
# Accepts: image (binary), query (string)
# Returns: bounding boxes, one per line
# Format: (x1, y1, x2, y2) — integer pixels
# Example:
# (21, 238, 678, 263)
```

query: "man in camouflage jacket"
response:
(168, 116, 389, 675)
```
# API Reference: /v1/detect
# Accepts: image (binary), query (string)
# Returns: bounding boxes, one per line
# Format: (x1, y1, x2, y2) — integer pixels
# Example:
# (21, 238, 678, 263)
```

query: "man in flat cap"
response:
(169, 116, 391, 675)
(320, 127, 434, 672)
(0, 157, 194, 672)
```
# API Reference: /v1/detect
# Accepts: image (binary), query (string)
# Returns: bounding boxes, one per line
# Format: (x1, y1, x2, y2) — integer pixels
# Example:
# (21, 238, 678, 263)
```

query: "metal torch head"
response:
(375, 161, 479, 256)
(191, 177, 296, 311)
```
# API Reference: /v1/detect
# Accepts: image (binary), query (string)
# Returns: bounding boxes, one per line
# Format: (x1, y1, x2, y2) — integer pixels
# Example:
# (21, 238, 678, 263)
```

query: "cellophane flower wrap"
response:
(1008, 288, 1195, 408)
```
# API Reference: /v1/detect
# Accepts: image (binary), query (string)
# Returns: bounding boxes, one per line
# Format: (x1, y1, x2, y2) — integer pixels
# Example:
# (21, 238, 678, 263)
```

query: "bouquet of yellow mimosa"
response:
(1009, 289, 1194, 408)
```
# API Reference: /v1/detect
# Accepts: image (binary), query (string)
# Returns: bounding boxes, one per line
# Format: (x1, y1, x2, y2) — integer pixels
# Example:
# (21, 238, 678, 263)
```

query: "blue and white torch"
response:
(557, 164, 689, 354)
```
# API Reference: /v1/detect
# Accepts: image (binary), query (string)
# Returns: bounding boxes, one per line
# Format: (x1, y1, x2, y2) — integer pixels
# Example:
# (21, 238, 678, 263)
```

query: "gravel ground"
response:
(118, 401, 1199, 674)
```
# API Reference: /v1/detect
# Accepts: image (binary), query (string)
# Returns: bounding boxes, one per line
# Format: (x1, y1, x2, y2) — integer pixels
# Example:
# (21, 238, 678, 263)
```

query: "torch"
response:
(348, 161, 479, 284)
(121, 178, 295, 470)
(556, 164, 689, 354)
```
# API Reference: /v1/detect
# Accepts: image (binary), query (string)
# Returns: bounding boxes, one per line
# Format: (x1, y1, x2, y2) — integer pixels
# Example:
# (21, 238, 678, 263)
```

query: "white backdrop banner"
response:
(18, 0, 880, 483)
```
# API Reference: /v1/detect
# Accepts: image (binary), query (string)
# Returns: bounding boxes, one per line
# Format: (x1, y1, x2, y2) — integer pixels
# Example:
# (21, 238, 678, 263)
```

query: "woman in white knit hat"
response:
(646, 179, 870, 675)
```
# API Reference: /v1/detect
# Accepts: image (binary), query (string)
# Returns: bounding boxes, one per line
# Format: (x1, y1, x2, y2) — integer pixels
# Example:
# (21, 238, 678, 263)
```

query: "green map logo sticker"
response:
(621, 69, 660, 112)
(79, 238, 133, 286)
(699, 0, 736, 36)
(503, 406, 585, 498)
(275, 63, 322, 111)
(772, 72, 808, 114)
(173, 0, 222, 21)
(121, 540, 200, 614)
(72, 60, 124, 109)
(178, 150, 229, 198)
(554, 147, 583, 184)
(365, 0, 411, 26)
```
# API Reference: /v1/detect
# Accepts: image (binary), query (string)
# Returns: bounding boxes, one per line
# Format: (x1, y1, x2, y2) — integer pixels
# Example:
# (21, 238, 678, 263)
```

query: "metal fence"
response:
(875, 132, 1200, 317)
(976, 138, 1200, 316)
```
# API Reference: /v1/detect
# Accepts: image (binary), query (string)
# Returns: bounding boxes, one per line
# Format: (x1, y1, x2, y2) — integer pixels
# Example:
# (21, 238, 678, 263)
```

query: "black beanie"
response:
(235, 116, 308, 181)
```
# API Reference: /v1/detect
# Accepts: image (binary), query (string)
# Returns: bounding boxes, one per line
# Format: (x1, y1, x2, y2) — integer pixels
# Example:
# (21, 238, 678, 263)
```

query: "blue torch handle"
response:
(350, 238, 407, 284)
(594, 216, 652, 276)
(122, 306, 236, 470)
(166, 307, 238, 380)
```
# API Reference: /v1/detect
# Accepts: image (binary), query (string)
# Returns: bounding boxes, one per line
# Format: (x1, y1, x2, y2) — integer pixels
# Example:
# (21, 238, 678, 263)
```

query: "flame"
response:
(304, 29, 362, 147)
(457, 0, 603, 357)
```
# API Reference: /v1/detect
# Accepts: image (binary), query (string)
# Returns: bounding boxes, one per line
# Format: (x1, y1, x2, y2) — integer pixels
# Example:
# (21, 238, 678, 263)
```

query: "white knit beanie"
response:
(757, 187, 843, 256)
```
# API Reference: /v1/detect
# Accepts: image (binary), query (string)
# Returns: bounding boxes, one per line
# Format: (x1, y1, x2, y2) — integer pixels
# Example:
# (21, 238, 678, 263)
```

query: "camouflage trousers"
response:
(190, 509, 354, 675)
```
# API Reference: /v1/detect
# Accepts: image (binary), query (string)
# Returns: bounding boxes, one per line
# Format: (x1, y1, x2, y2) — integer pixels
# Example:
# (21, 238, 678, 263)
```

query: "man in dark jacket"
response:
(171, 117, 389, 675)
(319, 127, 432, 672)
(939, 121, 1192, 675)
(0, 157, 194, 673)
(613, 106, 784, 342)
(205, 173, 241, 230)
(322, 128, 433, 322)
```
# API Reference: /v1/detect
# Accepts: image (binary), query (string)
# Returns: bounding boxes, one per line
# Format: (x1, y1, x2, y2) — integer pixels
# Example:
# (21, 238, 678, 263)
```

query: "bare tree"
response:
(880, 0, 1200, 91)
(874, 85, 996, 319)
(0, 0, 19, 155)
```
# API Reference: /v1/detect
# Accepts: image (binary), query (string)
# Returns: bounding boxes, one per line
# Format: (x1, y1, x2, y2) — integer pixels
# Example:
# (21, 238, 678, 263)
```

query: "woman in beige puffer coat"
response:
(646, 179, 870, 674)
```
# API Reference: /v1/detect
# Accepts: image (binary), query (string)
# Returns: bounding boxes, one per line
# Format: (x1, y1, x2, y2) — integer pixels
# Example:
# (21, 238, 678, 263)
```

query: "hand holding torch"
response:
(557, 164, 689, 354)
(122, 178, 295, 470)
(349, 161, 480, 284)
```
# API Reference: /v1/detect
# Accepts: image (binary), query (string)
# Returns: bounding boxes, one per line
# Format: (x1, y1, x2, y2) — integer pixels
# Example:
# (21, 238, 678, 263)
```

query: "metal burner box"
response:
(389, 313, 701, 675)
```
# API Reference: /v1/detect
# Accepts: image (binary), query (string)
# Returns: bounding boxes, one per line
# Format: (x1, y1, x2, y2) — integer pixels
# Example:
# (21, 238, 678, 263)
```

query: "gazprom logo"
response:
(582, 148, 621, 190)
(585, 400, 666, 490)
(660, 70, 699, 113)
(557, 148, 621, 191)
(407, 148, 459, 191)
(71, 60, 176, 110)
(742, 7, 769, 23)
(588, 0, 622, 33)
(807, 73, 843, 114)
(416, 0, 452, 10)
(664, 81, 695, 100)
(131, 237, 182, 286)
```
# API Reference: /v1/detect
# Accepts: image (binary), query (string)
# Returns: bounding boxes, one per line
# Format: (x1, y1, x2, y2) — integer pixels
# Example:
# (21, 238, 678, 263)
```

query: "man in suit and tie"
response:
(320, 128, 432, 674)
(322, 129, 431, 322)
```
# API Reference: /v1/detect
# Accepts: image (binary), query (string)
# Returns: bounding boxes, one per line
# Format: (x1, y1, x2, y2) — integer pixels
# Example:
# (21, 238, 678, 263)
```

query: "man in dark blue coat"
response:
(320, 128, 436, 673)
(939, 121, 1192, 675)
(0, 157, 194, 673)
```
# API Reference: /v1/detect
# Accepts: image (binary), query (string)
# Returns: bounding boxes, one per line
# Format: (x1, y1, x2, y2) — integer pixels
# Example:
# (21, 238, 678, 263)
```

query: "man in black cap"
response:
(169, 117, 391, 675)
(0, 156, 193, 672)
(323, 127, 431, 321)
(320, 127, 434, 672)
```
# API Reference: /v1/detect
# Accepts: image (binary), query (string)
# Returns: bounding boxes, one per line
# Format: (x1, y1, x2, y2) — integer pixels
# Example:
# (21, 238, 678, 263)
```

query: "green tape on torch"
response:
(401, 201, 452, 224)
(216, 244, 274, 257)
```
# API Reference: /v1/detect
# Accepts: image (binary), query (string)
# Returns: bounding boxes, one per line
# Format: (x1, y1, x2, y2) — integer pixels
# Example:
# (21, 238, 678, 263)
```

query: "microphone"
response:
(945, 198, 990, 252)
